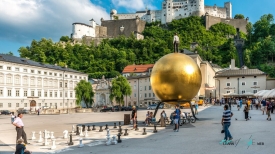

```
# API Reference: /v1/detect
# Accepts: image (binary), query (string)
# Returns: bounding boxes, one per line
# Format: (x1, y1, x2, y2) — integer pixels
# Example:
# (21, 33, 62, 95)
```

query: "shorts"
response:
(237, 105, 240, 107)
(267, 110, 271, 116)
(174, 119, 179, 124)
(261, 106, 266, 110)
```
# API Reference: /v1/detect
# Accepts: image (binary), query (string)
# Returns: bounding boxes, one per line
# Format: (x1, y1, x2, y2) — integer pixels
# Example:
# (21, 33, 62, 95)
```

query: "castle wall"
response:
(95, 26, 107, 37)
(72, 24, 96, 39)
(205, 15, 248, 33)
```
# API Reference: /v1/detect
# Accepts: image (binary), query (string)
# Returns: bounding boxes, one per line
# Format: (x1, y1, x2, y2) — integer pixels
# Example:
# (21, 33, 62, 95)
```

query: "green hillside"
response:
(18, 14, 275, 78)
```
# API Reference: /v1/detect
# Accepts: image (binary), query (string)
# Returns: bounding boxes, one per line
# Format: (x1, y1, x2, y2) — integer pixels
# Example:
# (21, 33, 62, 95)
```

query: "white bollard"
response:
(79, 128, 84, 137)
(63, 130, 68, 139)
(31, 131, 36, 140)
(78, 138, 84, 148)
(111, 135, 117, 145)
(38, 131, 43, 143)
(50, 132, 55, 139)
(51, 139, 56, 150)
(106, 129, 111, 146)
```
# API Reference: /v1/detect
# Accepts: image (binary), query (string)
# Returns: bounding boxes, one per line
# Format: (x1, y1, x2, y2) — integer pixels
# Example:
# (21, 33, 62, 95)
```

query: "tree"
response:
(234, 14, 245, 19)
(60, 36, 70, 42)
(109, 76, 132, 109)
(75, 80, 94, 108)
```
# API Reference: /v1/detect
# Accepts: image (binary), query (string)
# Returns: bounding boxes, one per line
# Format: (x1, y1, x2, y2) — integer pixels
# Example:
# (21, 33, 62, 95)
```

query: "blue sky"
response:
(1, 0, 275, 56)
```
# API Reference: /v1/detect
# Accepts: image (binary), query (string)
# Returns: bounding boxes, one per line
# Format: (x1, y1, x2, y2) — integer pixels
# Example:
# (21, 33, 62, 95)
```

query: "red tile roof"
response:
(122, 64, 154, 73)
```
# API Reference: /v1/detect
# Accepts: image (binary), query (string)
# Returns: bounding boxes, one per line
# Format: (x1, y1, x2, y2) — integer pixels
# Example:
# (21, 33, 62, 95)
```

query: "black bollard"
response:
(142, 128, 147, 135)
(82, 125, 85, 132)
(87, 125, 91, 131)
(135, 120, 139, 131)
(117, 133, 122, 143)
(105, 124, 108, 130)
(114, 123, 117, 129)
(124, 129, 128, 136)
(99, 126, 103, 132)
(153, 124, 158, 133)
(92, 125, 96, 130)
(68, 134, 74, 145)
(76, 126, 80, 135)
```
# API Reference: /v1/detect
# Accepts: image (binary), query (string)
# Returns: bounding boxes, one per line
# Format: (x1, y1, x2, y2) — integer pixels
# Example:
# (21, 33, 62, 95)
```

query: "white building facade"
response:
(110, 0, 232, 24)
(0, 54, 88, 111)
(72, 19, 97, 39)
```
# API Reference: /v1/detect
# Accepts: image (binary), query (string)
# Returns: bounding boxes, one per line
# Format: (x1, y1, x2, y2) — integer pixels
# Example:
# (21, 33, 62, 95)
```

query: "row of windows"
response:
(0, 89, 74, 98)
(0, 102, 74, 108)
(133, 85, 152, 90)
(226, 90, 258, 94)
(133, 93, 155, 98)
(0, 66, 86, 79)
(226, 82, 258, 87)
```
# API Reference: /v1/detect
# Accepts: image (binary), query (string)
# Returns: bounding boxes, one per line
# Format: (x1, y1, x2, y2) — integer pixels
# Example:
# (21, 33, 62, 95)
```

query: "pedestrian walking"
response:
(12, 113, 28, 144)
(221, 104, 233, 143)
(37, 108, 40, 116)
(173, 33, 180, 53)
(228, 99, 232, 110)
(261, 99, 267, 115)
(236, 99, 240, 111)
(244, 103, 249, 121)
(131, 106, 137, 130)
(255, 98, 259, 110)
(173, 105, 180, 132)
(247, 99, 252, 110)
(11, 113, 15, 124)
(271, 100, 274, 114)
(240, 99, 243, 109)
(195, 102, 199, 115)
(267, 101, 272, 121)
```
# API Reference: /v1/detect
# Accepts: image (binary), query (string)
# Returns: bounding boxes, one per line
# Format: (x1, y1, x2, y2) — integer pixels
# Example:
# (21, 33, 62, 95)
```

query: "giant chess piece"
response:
(78, 138, 84, 148)
(117, 133, 122, 143)
(118, 122, 121, 126)
(106, 129, 111, 146)
(68, 134, 74, 146)
(38, 131, 43, 143)
(72, 125, 75, 133)
(153, 124, 158, 133)
(92, 125, 96, 130)
(76, 126, 80, 135)
(63, 130, 68, 139)
(118, 125, 122, 132)
(105, 124, 109, 130)
(51, 139, 56, 150)
(31, 131, 36, 140)
(50, 132, 55, 139)
(114, 123, 117, 129)
(135, 121, 139, 131)
(47, 131, 50, 139)
(111, 135, 117, 145)
(80, 128, 84, 136)
(142, 128, 147, 135)
(85, 129, 89, 137)
(99, 126, 103, 132)
(82, 125, 85, 132)
(87, 125, 91, 131)
(124, 129, 128, 136)
(43, 130, 49, 146)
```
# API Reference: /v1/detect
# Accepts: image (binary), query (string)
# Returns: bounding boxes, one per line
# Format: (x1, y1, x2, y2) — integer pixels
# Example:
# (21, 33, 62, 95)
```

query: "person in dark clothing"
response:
(244, 103, 249, 121)
(15, 138, 31, 154)
(131, 106, 137, 129)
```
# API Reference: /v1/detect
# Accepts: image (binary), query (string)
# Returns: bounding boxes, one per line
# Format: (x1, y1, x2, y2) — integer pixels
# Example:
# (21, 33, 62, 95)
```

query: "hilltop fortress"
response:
(71, 0, 247, 43)
(111, 0, 232, 24)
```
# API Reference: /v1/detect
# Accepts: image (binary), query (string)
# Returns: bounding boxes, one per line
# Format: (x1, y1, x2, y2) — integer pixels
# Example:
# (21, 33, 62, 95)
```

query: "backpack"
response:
(268, 103, 272, 110)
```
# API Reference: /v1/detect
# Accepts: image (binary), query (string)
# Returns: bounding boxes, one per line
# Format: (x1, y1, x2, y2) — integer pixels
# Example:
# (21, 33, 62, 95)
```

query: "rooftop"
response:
(0, 54, 85, 74)
(214, 69, 266, 77)
(122, 64, 154, 73)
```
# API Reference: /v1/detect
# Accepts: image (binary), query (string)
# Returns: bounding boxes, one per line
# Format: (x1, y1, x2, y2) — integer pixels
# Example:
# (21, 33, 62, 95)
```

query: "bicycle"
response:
(181, 112, 196, 124)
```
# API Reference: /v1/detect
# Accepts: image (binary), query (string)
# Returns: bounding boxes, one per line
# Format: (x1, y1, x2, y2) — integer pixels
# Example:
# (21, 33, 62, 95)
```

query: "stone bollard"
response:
(63, 130, 68, 139)
(82, 125, 85, 132)
(99, 126, 103, 132)
(124, 129, 128, 136)
(51, 139, 56, 150)
(117, 133, 122, 143)
(92, 125, 96, 130)
(135, 121, 139, 131)
(114, 123, 117, 129)
(153, 124, 158, 133)
(87, 125, 91, 131)
(105, 124, 109, 130)
(142, 128, 147, 135)
(76, 126, 80, 135)
(78, 138, 84, 148)
(68, 134, 74, 145)
(38, 131, 43, 143)
(31, 131, 36, 140)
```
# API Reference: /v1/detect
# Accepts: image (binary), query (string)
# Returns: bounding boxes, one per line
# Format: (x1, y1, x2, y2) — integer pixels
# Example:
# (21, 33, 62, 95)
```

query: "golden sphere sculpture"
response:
(150, 53, 202, 105)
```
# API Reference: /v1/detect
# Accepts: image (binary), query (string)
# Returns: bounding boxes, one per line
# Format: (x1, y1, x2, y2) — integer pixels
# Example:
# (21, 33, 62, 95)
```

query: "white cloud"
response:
(111, 0, 157, 12)
(0, 0, 109, 43)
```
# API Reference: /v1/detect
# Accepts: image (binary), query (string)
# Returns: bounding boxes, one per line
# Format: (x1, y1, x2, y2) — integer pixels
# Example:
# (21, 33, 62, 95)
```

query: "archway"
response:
(100, 94, 106, 106)
(30, 100, 36, 111)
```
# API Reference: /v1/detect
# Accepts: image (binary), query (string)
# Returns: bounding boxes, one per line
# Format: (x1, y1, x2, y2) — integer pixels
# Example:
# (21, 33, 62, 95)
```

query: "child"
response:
(15, 138, 31, 154)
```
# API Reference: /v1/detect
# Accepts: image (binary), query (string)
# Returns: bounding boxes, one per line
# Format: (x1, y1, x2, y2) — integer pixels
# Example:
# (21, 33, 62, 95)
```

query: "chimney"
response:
(231, 59, 235, 69)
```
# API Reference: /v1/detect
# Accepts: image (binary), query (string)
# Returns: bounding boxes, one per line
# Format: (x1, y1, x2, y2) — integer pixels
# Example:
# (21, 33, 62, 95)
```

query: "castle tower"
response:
(224, 2, 232, 19)
(197, 0, 205, 16)
(165, 0, 174, 23)
(90, 19, 96, 28)
(110, 9, 117, 20)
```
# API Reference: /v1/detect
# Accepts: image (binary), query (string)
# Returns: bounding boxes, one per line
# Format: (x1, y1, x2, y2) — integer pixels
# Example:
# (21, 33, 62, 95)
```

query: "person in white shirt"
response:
(173, 33, 180, 53)
(13, 113, 28, 144)
(236, 99, 240, 111)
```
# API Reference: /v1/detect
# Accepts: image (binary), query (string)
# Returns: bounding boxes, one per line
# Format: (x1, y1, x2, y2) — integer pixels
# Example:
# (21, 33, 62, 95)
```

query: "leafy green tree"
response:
(234, 14, 245, 19)
(75, 80, 94, 108)
(60, 36, 70, 42)
(110, 76, 132, 108)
